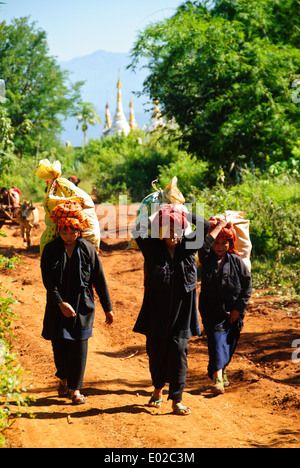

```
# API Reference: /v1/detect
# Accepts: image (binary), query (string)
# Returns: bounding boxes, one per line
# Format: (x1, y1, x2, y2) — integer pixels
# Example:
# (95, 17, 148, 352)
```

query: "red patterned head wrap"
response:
(50, 200, 89, 232)
(158, 204, 188, 239)
(208, 217, 240, 255)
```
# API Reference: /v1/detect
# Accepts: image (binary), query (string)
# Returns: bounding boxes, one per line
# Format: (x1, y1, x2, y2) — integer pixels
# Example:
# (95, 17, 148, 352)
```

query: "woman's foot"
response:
(148, 389, 163, 408)
(71, 390, 87, 405)
(58, 379, 69, 397)
(211, 378, 225, 395)
(172, 401, 191, 416)
(222, 368, 230, 387)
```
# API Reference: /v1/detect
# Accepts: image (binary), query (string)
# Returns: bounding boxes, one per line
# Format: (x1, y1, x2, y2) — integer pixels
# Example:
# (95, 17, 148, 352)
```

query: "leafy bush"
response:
(0, 253, 30, 447)
(0, 151, 46, 201)
(0, 106, 14, 152)
(78, 132, 197, 203)
(0, 288, 31, 447)
(158, 153, 211, 202)
(0, 255, 22, 270)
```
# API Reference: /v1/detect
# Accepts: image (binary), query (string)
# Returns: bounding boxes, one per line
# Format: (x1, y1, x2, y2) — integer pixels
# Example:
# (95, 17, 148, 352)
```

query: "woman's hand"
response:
(217, 214, 228, 229)
(58, 302, 76, 318)
(209, 215, 228, 240)
(105, 311, 114, 326)
(230, 309, 240, 323)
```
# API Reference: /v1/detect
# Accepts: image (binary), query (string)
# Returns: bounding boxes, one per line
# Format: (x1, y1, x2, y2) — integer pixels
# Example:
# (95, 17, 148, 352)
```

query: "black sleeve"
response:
(197, 234, 215, 265)
(91, 249, 113, 313)
(187, 212, 210, 235)
(184, 213, 211, 253)
(234, 259, 253, 314)
(132, 217, 150, 240)
(131, 218, 160, 258)
(41, 243, 64, 304)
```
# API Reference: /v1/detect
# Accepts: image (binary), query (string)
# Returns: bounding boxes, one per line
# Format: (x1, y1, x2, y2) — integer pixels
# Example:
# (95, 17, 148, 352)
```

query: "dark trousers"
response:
(51, 339, 88, 390)
(146, 336, 188, 401)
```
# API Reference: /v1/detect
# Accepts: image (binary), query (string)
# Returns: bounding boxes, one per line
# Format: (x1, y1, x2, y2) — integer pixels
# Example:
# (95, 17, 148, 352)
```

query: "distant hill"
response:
(59, 50, 151, 146)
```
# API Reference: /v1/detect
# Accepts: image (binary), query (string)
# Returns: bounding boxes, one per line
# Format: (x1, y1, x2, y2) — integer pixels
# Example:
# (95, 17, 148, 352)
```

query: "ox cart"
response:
(0, 204, 19, 229)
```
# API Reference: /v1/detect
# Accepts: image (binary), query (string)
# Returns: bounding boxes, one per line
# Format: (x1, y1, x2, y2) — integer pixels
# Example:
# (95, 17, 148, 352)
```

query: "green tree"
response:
(0, 106, 14, 152)
(130, 1, 300, 177)
(0, 17, 83, 155)
(73, 102, 101, 146)
(213, 0, 300, 47)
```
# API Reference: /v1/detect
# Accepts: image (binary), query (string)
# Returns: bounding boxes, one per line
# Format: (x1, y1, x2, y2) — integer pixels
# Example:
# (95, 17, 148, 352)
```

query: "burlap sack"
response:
(215, 210, 252, 271)
(129, 177, 190, 249)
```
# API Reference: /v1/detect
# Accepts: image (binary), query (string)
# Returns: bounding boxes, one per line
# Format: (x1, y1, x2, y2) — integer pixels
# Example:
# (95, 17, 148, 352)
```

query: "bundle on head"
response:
(50, 200, 89, 232)
(158, 204, 188, 239)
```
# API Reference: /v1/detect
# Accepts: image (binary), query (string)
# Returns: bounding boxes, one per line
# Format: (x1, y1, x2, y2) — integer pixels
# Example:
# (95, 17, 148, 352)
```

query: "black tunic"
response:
(132, 213, 209, 339)
(198, 234, 252, 330)
(41, 237, 112, 341)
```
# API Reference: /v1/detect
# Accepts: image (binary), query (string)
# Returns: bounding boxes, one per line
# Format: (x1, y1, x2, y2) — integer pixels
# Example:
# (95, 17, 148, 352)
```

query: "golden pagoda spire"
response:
(117, 69, 122, 89)
(105, 71, 130, 137)
(117, 69, 122, 106)
(129, 98, 138, 130)
(102, 101, 112, 137)
(105, 103, 112, 129)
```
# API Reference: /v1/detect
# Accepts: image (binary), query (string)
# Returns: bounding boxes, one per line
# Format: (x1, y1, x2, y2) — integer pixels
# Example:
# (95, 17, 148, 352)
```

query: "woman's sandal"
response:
(173, 405, 191, 416)
(71, 394, 87, 405)
(148, 395, 163, 408)
(58, 383, 69, 398)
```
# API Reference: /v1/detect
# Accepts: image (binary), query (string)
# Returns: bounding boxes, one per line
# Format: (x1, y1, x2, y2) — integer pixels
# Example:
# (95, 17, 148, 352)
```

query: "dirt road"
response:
(1, 205, 299, 449)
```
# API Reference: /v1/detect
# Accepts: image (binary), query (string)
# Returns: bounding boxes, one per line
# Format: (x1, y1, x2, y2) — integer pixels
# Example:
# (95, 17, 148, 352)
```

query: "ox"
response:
(17, 201, 39, 247)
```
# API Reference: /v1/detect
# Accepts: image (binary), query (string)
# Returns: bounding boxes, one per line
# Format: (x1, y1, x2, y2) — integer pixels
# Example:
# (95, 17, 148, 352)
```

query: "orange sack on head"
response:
(50, 200, 89, 232)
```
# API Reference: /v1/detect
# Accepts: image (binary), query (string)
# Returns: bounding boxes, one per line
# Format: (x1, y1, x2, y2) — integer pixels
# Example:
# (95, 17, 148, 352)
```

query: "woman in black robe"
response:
(198, 216, 252, 395)
(41, 201, 113, 404)
(132, 204, 209, 415)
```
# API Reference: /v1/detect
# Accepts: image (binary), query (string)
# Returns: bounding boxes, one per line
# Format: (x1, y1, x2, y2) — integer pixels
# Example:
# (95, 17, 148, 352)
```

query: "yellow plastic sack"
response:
(215, 210, 252, 271)
(34, 159, 100, 255)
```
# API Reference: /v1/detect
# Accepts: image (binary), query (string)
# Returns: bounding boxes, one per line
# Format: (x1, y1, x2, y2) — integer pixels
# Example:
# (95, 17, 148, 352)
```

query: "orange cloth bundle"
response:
(50, 200, 89, 232)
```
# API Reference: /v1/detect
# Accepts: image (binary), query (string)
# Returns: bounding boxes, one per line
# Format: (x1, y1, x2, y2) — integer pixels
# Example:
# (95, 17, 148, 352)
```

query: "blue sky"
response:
(0, 0, 184, 61)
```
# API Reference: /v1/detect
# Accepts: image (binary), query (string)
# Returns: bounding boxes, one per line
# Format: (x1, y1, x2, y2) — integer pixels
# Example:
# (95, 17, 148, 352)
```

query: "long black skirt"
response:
(146, 336, 188, 401)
